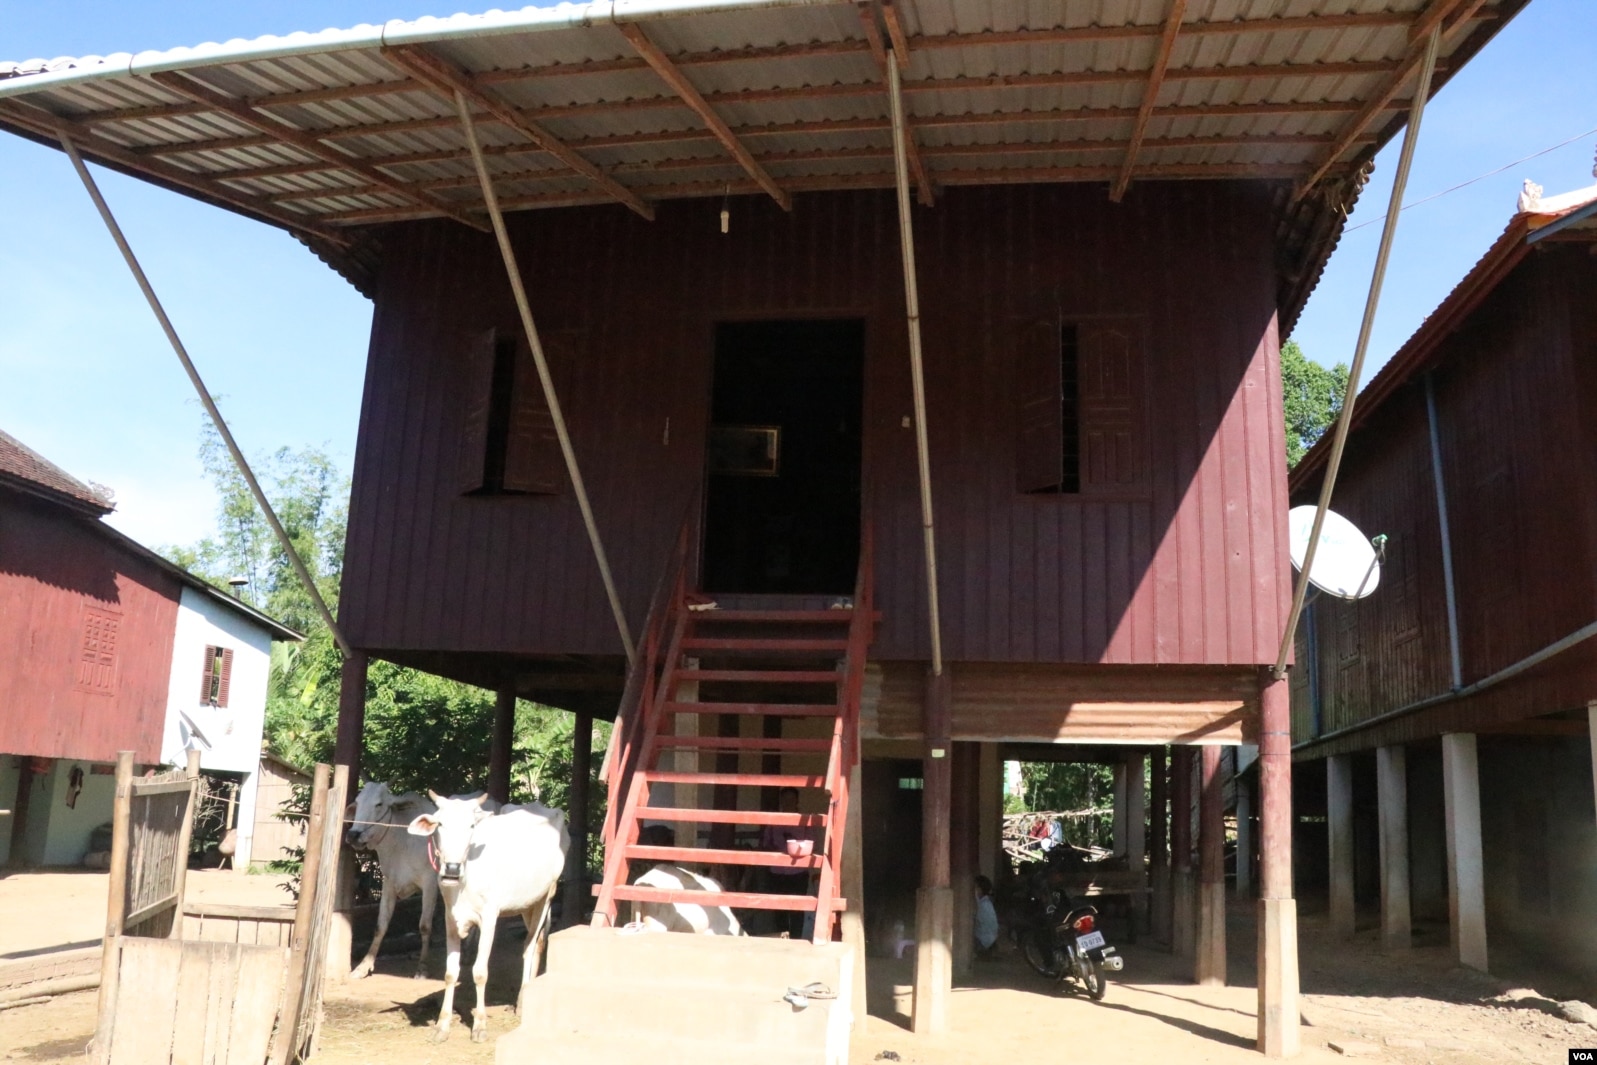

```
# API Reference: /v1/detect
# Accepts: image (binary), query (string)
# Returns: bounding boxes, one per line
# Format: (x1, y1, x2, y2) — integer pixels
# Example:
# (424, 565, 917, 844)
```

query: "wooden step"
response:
(638, 807, 828, 828)
(681, 637, 849, 653)
(654, 736, 832, 753)
(625, 845, 824, 869)
(644, 770, 825, 788)
(662, 701, 839, 717)
(676, 669, 839, 684)
(689, 610, 853, 624)
(603, 885, 832, 913)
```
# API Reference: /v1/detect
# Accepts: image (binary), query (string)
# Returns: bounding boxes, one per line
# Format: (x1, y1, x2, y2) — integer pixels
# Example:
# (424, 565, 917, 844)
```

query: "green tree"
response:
(165, 416, 607, 873)
(1281, 340, 1349, 468)
(1015, 761, 1117, 850)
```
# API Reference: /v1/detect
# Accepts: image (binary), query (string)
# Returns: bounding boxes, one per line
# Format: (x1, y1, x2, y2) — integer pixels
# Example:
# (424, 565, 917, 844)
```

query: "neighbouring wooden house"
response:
(0, 0, 1526, 1055)
(1288, 179, 1597, 975)
(0, 430, 300, 868)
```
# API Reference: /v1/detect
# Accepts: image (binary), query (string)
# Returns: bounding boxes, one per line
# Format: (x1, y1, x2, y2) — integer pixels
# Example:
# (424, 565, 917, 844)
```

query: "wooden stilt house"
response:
(0, 0, 1527, 1055)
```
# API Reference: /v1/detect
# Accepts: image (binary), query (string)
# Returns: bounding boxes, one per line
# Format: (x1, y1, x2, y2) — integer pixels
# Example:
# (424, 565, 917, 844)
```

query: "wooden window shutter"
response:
(217, 648, 234, 708)
(1077, 320, 1147, 492)
(458, 328, 498, 493)
(502, 329, 580, 495)
(200, 645, 216, 704)
(1015, 320, 1064, 493)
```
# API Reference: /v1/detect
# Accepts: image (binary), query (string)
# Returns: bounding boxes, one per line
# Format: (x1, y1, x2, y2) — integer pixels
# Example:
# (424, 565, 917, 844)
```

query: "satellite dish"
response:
(1289, 505, 1382, 600)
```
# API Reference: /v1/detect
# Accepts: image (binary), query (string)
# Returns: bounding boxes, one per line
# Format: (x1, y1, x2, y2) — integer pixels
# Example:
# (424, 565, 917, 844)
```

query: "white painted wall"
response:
(159, 586, 275, 867)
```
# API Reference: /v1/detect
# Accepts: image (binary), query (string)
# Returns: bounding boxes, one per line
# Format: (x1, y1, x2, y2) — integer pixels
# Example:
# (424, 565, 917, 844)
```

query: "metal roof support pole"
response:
(887, 51, 944, 678)
(58, 134, 352, 658)
(1424, 371, 1464, 690)
(1271, 26, 1442, 679)
(454, 90, 636, 665)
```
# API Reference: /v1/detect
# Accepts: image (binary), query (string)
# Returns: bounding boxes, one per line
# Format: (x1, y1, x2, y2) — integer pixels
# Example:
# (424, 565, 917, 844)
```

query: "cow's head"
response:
(408, 791, 491, 882)
(347, 781, 420, 850)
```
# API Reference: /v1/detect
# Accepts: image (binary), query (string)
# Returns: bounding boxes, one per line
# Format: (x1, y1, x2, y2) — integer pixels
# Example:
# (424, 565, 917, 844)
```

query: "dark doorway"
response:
(702, 320, 864, 594)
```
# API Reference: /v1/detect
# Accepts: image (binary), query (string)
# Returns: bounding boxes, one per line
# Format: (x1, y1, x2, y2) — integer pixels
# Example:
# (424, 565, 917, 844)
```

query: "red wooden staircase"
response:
(592, 525, 874, 944)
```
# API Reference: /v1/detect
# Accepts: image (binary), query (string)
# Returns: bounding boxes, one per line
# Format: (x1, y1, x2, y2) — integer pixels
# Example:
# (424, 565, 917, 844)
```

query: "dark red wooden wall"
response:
(0, 488, 181, 762)
(1291, 243, 1597, 754)
(340, 182, 1292, 668)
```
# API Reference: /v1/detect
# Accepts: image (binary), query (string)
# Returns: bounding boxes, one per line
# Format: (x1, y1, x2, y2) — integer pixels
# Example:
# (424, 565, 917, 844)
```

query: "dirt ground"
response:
(4, 900, 1596, 1063)
(0, 868, 294, 959)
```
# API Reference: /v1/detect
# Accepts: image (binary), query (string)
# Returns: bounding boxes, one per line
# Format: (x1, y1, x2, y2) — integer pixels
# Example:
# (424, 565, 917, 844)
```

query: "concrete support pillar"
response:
(488, 686, 517, 804)
(333, 649, 368, 784)
(1171, 746, 1195, 962)
(977, 743, 1001, 883)
(1126, 750, 1147, 931)
(1236, 775, 1253, 896)
(1326, 754, 1355, 939)
(1376, 745, 1411, 952)
(1442, 733, 1488, 971)
(1149, 747, 1171, 946)
(1256, 673, 1300, 1058)
(1195, 745, 1226, 986)
(913, 669, 953, 1035)
(840, 759, 868, 1032)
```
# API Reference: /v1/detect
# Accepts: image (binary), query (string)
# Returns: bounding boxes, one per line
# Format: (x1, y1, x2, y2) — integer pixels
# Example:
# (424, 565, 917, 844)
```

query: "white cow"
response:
(631, 863, 743, 935)
(344, 782, 438, 979)
(408, 793, 569, 1043)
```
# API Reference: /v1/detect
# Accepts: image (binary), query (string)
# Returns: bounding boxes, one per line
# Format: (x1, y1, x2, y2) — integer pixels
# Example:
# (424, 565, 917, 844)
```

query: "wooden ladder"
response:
(593, 524, 875, 944)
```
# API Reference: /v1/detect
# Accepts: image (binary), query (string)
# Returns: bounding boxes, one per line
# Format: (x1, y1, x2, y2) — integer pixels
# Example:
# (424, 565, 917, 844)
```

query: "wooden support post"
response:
(283, 764, 332, 1065)
(1588, 702, 1597, 826)
(167, 750, 202, 938)
(1376, 745, 1411, 952)
(913, 669, 952, 1035)
(1327, 754, 1355, 939)
(333, 650, 368, 784)
(951, 742, 978, 978)
(1150, 747, 1171, 945)
(840, 758, 868, 1032)
(1127, 749, 1147, 934)
(1113, 757, 1129, 854)
(1256, 673, 1300, 1058)
(1196, 745, 1226, 986)
(489, 686, 517, 803)
(5, 758, 36, 869)
(978, 743, 1001, 882)
(563, 712, 593, 929)
(1236, 772, 1253, 896)
(1171, 746, 1195, 961)
(92, 750, 134, 1064)
(1442, 733, 1487, 971)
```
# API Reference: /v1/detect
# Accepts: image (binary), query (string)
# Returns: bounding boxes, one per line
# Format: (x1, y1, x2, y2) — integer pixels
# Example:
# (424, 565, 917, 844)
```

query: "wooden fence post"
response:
(274, 764, 330, 1065)
(92, 751, 134, 1063)
(167, 750, 202, 938)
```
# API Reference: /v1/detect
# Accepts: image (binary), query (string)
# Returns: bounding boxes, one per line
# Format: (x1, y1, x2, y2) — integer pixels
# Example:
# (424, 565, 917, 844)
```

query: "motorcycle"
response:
(1013, 870, 1124, 1000)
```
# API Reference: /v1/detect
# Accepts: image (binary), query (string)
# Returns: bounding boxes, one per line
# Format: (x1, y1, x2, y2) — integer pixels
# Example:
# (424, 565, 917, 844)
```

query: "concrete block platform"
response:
(496, 925, 853, 1065)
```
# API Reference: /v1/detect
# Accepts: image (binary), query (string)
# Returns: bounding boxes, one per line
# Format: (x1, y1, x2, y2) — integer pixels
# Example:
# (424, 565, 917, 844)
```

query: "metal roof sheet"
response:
(0, 0, 1529, 324)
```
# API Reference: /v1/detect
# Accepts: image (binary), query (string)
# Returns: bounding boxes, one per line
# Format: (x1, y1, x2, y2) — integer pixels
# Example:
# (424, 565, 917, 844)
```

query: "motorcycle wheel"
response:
(1021, 930, 1056, 978)
(1080, 958, 1107, 1001)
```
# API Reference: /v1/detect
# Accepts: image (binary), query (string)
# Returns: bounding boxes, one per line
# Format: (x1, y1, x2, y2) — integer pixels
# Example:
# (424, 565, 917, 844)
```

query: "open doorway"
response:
(702, 319, 864, 594)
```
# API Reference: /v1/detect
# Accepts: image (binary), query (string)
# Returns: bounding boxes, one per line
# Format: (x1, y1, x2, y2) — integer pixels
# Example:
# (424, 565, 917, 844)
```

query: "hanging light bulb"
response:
(719, 184, 731, 234)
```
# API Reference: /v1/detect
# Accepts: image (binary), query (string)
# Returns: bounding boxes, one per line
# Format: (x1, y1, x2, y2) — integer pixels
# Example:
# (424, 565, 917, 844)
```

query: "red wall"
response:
(341, 182, 1291, 668)
(1292, 243, 1597, 753)
(0, 489, 180, 762)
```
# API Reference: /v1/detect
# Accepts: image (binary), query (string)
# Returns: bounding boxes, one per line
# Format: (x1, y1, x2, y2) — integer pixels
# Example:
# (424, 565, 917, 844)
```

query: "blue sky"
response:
(1, 1, 1594, 552)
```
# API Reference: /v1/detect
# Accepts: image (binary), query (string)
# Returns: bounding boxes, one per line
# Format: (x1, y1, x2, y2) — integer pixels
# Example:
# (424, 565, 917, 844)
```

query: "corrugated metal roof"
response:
(0, 0, 1528, 318)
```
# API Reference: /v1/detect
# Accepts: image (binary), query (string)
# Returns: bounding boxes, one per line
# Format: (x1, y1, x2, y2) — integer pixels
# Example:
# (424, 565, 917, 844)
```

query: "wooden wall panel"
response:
(0, 489, 180, 762)
(1292, 244, 1597, 753)
(341, 182, 1291, 669)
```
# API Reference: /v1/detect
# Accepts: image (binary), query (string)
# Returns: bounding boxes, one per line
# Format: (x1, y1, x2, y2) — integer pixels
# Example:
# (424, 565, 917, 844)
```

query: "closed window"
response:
(200, 645, 233, 707)
(458, 327, 582, 496)
(1017, 319, 1146, 494)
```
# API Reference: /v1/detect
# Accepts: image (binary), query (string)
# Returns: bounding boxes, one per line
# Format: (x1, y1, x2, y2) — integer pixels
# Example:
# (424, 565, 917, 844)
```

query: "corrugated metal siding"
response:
(1291, 244, 1597, 755)
(0, 488, 181, 763)
(341, 180, 1291, 668)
